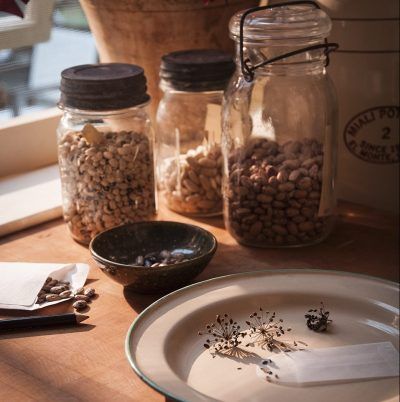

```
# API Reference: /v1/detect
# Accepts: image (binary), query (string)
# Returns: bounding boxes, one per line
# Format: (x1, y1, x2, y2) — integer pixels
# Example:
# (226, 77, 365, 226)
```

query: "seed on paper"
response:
(36, 277, 98, 313)
(59, 290, 72, 298)
(45, 294, 61, 302)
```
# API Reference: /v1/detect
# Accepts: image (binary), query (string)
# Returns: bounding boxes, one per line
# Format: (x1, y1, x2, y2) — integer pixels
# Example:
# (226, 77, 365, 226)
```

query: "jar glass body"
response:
(156, 85, 223, 216)
(57, 105, 156, 244)
(222, 44, 338, 247)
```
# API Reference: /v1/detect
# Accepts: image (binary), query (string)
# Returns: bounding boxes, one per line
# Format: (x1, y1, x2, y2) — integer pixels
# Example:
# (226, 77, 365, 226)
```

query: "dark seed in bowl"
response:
(134, 249, 191, 268)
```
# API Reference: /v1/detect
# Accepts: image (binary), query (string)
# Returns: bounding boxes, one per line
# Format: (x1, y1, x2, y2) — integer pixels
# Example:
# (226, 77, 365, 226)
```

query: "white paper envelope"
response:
(0, 262, 89, 310)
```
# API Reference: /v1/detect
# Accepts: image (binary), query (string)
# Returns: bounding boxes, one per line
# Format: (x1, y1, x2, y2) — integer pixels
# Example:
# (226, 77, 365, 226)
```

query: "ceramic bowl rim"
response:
(89, 221, 218, 271)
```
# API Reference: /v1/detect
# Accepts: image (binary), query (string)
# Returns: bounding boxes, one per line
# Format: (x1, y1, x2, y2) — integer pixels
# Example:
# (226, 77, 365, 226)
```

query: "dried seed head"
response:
(245, 307, 303, 352)
(305, 302, 332, 332)
(198, 313, 245, 356)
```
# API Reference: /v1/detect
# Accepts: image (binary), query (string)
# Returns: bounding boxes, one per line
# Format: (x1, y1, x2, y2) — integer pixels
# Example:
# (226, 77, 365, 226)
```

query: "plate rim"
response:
(125, 268, 399, 402)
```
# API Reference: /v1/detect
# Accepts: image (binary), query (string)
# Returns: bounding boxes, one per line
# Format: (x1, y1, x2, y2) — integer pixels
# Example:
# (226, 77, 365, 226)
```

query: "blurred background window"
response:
(0, 0, 97, 122)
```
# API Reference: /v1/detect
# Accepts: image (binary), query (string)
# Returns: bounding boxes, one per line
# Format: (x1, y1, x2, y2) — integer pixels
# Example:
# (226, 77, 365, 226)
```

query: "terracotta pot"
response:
(79, 0, 259, 117)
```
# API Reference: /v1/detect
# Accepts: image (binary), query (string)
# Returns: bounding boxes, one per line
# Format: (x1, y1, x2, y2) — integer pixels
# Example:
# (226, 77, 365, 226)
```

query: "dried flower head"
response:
(305, 302, 332, 332)
(245, 308, 305, 352)
(198, 314, 245, 357)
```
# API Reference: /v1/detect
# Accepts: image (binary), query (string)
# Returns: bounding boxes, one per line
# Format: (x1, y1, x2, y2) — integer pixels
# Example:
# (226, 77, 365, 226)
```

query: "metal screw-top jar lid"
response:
(160, 49, 235, 92)
(60, 63, 150, 111)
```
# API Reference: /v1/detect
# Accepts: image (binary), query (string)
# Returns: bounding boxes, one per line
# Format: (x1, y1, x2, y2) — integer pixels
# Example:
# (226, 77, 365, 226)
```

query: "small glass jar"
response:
(222, 4, 338, 247)
(156, 49, 235, 216)
(57, 63, 156, 244)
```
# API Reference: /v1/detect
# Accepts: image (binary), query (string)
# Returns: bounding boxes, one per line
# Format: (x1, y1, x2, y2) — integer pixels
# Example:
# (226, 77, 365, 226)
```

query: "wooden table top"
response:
(0, 202, 398, 402)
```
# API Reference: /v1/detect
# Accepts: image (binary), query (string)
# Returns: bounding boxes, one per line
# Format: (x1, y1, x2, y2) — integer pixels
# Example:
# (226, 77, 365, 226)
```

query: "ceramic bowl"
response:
(89, 221, 217, 294)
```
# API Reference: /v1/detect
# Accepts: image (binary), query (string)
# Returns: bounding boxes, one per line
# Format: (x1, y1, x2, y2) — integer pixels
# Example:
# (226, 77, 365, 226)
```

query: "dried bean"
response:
(256, 194, 273, 203)
(75, 294, 91, 302)
(46, 294, 61, 302)
(59, 290, 72, 298)
(226, 137, 330, 246)
(75, 287, 85, 295)
(84, 288, 96, 298)
(73, 300, 87, 310)
(286, 208, 300, 217)
(297, 177, 312, 190)
(298, 221, 315, 232)
(50, 285, 67, 294)
(277, 171, 288, 183)
(161, 144, 222, 215)
(58, 127, 156, 244)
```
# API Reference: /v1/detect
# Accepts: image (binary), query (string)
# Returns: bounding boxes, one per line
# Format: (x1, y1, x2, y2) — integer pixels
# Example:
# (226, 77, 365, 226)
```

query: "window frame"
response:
(0, 1, 94, 236)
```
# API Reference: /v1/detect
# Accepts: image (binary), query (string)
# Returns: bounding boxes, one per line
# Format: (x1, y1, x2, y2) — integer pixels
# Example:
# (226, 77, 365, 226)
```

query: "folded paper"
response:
(257, 342, 399, 386)
(0, 262, 89, 310)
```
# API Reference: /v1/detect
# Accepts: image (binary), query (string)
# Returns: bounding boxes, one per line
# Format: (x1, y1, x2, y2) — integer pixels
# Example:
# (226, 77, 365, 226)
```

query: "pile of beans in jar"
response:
(225, 137, 332, 247)
(58, 124, 156, 244)
(162, 144, 222, 216)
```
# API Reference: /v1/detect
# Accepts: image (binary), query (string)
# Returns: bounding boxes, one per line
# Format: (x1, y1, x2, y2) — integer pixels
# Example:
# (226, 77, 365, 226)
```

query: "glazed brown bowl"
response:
(89, 221, 217, 294)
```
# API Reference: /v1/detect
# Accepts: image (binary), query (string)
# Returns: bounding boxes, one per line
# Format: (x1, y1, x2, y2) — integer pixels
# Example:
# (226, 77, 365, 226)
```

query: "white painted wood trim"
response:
(0, 164, 62, 237)
(0, 107, 61, 177)
(0, 0, 55, 50)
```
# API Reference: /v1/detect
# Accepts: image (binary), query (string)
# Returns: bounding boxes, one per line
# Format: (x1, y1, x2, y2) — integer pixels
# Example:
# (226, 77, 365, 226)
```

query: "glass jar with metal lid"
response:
(57, 63, 156, 244)
(156, 49, 235, 216)
(222, 2, 338, 247)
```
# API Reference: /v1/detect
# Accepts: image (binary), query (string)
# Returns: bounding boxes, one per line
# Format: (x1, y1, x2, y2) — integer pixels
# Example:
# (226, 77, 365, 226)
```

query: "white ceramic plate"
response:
(126, 269, 399, 402)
